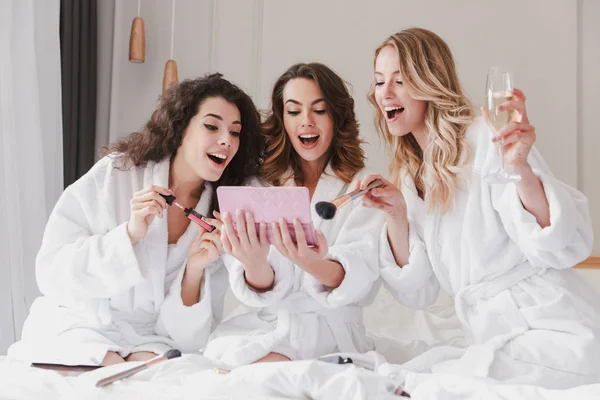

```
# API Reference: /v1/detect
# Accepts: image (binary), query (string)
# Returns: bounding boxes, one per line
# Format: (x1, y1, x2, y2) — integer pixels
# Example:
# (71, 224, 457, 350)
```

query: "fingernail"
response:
(236, 209, 242, 216)
(245, 212, 252, 219)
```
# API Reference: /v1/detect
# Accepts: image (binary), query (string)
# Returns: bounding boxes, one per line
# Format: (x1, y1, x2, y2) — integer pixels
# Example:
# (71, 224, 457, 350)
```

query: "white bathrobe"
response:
(203, 166, 385, 367)
(8, 155, 228, 365)
(378, 117, 600, 388)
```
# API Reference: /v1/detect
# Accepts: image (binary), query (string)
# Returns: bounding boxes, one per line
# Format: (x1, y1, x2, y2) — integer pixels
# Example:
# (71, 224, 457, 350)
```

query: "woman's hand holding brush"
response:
(357, 174, 410, 267)
(358, 175, 407, 219)
(315, 179, 385, 220)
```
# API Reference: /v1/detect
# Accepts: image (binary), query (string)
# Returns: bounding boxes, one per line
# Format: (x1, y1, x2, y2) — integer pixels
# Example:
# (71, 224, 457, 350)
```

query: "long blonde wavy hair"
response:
(368, 28, 473, 213)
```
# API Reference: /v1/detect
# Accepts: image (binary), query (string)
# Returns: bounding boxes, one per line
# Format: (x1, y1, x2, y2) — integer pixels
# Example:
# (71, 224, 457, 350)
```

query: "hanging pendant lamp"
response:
(129, 0, 145, 63)
(162, 0, 178, 94)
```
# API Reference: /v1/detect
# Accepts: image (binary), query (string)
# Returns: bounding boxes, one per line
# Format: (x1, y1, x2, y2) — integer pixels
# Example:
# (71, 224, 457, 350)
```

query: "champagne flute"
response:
(484, 67, 521, 183)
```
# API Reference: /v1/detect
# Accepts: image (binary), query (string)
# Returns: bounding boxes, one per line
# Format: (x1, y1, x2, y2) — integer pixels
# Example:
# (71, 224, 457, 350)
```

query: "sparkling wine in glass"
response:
(484, 67, 521, 183)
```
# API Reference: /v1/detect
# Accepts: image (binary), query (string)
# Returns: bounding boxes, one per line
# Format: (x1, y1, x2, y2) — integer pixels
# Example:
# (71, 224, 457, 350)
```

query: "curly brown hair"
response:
(102, 73, 264, 212)
(261, 63, 365, 186)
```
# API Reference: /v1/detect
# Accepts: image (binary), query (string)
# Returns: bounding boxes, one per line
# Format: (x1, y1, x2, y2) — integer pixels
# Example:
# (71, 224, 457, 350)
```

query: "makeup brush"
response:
(160, 193, 215, 232)
(95, 349, 182, 387)
(315, 179, 384, 220)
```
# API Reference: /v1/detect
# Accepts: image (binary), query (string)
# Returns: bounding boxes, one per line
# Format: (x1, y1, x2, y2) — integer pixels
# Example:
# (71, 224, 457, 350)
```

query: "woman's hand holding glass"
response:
(483, 67, 536, 183)
(483, 88, 536, 175)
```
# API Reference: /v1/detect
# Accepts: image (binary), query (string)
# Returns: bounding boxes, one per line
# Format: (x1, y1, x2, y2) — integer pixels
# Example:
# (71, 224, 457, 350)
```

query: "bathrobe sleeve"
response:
(492, 146, 593, 269)
(378, 220, 440, 309)
(36, 159, 144, 301)
(223, 249, 294, 307)
(155, 259, 228, 352)
(306, 202, 383, 307)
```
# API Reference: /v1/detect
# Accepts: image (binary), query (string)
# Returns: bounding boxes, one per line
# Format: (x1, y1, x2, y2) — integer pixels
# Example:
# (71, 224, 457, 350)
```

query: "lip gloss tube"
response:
(185, 208, 215, 232)
(159, 193, 215, 232)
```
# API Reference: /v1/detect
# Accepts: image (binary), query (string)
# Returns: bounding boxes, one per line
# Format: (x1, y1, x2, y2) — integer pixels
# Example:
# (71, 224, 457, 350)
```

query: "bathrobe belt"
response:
(110, 308, 160, 338)
(261, 292, 364, 353)
(455, 261, 541, 308)
(449, 261, 542, 377)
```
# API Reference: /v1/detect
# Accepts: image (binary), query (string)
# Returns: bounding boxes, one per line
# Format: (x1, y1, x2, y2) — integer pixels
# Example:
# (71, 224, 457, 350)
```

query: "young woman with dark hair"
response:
(8, 73, 265, 366)
(203, 63, 385, 366)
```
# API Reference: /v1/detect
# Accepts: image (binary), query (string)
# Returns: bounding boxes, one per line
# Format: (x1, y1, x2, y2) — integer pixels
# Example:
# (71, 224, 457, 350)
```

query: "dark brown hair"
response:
(102, 73, 264, 212)
(261, 63, 365, 186)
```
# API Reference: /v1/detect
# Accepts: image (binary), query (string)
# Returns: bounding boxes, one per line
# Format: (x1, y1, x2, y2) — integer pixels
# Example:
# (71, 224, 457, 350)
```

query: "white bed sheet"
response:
(2, 353, 600, 400)
(3, 279, 598, 399)
(0, 354, 400, 400)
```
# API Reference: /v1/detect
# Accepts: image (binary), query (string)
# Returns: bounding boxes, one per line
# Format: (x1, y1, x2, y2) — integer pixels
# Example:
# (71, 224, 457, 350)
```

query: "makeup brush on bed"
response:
(95, 349, 181, 387)
(315, 179, 384, 220)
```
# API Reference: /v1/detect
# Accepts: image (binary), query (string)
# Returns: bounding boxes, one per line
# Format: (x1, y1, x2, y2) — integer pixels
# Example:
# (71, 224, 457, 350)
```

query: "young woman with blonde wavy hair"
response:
(203, 63, 385, 366)
(357, 28, 600, 388)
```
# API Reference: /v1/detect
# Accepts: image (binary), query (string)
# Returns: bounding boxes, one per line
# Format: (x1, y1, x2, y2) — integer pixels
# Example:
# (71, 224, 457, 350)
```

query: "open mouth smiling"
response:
(384, 105, 405, 120)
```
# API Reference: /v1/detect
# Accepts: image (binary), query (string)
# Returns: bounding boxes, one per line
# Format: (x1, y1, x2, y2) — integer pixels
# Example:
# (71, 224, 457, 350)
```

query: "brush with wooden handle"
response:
(315, 179, 384, 220)
(95, 349, 181, 387)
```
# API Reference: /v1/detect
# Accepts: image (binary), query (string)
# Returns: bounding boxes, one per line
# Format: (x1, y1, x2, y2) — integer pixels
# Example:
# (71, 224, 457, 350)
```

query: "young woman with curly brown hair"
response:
(8, 73, 265, 366)
(203, 63, 386, 367)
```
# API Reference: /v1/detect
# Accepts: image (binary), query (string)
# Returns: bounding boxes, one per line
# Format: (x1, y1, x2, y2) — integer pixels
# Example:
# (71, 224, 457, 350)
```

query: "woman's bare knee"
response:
(100, 351, 126, 366)
(125, 351, 158, 362)
(254, 352, 291, 363)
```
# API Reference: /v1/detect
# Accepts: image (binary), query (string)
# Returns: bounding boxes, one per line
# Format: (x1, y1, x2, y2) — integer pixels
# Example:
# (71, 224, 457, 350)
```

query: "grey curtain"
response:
(60, 0, 97, 188)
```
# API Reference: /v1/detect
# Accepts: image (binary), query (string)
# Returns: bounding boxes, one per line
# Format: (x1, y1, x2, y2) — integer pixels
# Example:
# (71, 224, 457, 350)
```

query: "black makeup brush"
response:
(315, 179, 384, 220)
(95, 349, 182, 387)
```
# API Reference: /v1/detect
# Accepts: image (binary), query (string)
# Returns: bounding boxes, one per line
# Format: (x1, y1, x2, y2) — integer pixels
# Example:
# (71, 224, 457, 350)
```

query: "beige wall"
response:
(582, 0, 600, 259)
(99, 0, 600, 289)
(107, 0, 213, 143)
(103, 0, 598, 249)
